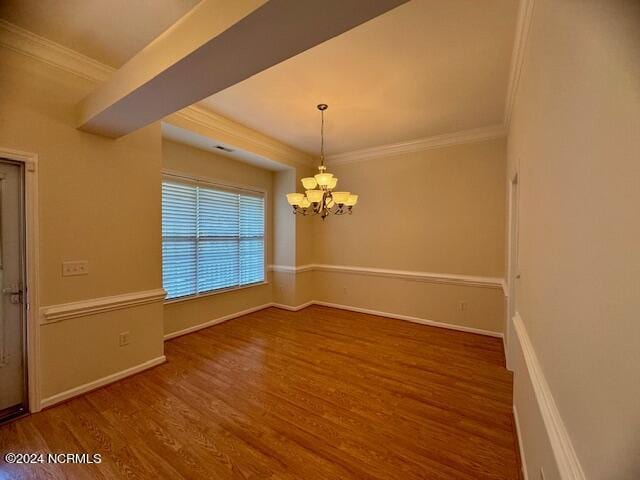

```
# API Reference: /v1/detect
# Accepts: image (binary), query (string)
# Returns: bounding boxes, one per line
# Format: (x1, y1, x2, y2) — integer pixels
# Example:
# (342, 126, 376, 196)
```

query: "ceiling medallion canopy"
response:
(286, 104, 359, 220)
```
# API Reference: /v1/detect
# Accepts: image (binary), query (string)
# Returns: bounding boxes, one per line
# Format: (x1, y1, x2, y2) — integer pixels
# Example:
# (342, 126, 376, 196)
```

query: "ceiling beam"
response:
(76, 0, 408, 138)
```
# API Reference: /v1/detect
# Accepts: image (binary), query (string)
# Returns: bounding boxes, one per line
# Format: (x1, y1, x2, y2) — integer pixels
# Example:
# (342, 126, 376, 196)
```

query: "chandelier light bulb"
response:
(301, 177, 317, 190)
(314, 172, 333, 187)
(286, 193, 304, 206)
(332, 192, 350, 204)
(306, 190, 324, 203)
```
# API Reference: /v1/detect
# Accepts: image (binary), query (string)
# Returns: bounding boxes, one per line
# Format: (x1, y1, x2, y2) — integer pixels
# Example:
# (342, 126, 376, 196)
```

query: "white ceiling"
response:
(0, 0, 200, 67)
(202, 0, 519, 155)
(1, 0, 519, 156)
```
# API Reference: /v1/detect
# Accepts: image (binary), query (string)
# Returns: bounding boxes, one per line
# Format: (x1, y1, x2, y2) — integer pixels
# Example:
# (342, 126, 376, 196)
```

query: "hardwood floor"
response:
(0, 305, 522, 479)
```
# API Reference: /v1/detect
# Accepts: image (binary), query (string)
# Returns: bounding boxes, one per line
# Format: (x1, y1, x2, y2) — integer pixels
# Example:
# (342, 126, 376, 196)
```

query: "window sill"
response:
(164, 281, 270, 305)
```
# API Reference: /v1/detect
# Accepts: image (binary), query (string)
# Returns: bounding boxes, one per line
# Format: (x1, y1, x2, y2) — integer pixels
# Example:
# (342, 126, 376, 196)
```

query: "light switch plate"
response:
(62, 260, 89, 276)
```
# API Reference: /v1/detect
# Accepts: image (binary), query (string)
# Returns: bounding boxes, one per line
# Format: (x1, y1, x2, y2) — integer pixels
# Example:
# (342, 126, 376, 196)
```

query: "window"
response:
(162, 177, 265, 300)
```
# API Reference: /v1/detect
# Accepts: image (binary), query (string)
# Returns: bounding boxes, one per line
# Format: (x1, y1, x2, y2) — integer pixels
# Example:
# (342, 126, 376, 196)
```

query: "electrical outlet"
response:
(459, 301, 468, 311)
(343, 287, 348, 295)
(62, 260, 89, 277)
(119, 331, 130, 347)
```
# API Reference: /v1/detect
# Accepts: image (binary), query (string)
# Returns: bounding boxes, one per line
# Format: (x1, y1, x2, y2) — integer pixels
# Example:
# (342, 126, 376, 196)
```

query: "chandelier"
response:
(286, 104, 358, 220)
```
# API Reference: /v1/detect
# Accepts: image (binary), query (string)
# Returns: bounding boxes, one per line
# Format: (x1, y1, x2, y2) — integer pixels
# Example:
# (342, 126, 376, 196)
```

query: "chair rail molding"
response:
(269, 264, 315, 274)
(513, 313, 586, 480)
(269, 263, 504, 290)
(40, 289, 167, 324)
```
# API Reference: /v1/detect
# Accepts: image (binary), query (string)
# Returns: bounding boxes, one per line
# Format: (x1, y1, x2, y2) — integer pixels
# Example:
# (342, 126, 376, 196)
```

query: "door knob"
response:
(2, 286, 23, 304)
(2, 286, 22, 295)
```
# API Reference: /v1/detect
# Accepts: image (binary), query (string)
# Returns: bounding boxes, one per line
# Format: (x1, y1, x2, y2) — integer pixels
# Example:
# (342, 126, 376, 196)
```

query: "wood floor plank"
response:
(0, 305, 522, 479)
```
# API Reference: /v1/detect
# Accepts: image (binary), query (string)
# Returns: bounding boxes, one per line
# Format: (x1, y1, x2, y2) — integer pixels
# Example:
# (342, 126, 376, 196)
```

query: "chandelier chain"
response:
(320, 107, 325, 167)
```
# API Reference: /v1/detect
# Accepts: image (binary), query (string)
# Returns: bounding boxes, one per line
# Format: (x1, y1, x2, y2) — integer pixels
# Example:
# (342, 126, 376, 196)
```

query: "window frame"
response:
(162, 170, 268, 304)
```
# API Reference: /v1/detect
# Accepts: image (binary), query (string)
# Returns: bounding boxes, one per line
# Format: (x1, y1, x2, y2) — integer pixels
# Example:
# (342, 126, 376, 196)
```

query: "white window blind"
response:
(162, 179, 265, 300)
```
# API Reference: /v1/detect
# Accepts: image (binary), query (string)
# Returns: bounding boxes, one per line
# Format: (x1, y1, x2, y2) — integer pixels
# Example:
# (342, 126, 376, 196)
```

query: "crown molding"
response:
(2, 14, 525, 164)
(0, 19, 114, 82)
(166, 105, 315, 169)
(504, 0, 536, 127)
(326, 125, 507, 166)
(0, 20, 314, 169)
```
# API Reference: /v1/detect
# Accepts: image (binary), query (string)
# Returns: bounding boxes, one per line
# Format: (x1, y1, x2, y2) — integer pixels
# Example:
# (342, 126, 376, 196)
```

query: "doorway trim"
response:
(0, 147, 39, 413)
(505, 171, 519, 370)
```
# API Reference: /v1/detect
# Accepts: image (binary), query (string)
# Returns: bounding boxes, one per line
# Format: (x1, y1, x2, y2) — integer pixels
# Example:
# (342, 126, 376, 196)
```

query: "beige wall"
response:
(507, 1, 640, 479)
(294, 165, 316, 267)
(271, 165, 317, 308)
(313, 139, 507, 333)
(273, 169, 296, 267)
(315, 271, 505, 333)
(272, 165, 317, 268)
(0, 47, 164, 400)
(162, 139, 274, 336)
(316, 139, 506, 275)
(271, 270, 314, 307)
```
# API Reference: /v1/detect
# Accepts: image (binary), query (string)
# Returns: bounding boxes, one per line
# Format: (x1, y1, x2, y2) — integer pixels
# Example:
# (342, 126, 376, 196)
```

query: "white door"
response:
(0, 160, 27, 420)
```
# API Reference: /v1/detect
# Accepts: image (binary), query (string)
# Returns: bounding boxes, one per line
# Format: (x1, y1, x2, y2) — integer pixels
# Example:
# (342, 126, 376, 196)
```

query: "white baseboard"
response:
(513, 405, 529, 480)
(313, 301, 503, 338)
(513, 313, 585, 479)
(163, 300, 503, 340)
(38, 303, 502, 412)
(164, 303, 273, 340)
(40, 355, 166, 410)
(270, 301, 315, 311)
(163, 302, 313, 341)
